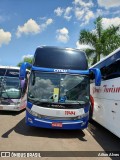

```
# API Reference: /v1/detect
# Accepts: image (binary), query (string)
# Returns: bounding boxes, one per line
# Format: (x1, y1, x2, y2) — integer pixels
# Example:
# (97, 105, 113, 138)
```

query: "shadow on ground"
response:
(87, 121, 120, 160)
(1, 116, 120, 159)
(1, 117, 86, 141)
(88, 120, 120, 152)
(0, 109, 25, 116)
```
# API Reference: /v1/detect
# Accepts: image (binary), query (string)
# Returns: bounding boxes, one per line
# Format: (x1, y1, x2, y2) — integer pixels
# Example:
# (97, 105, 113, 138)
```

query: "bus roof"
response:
(0, 66, 20, 77)
(33, 46, 88, 70)
(90, 47, 120, 69)
(0, 66, 20, 70)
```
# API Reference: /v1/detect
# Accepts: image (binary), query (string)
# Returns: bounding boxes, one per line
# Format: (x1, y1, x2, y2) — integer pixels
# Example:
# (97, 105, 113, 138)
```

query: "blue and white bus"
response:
(20, 46, 101, 129)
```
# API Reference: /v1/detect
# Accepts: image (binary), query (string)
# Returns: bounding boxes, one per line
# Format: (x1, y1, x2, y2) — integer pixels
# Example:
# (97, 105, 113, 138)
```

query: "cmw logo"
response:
(54, 69, 68, 73)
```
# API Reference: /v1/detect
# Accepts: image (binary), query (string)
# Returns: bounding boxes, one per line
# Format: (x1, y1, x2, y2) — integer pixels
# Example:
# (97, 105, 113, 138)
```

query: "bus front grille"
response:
(39, 115, 78, 120)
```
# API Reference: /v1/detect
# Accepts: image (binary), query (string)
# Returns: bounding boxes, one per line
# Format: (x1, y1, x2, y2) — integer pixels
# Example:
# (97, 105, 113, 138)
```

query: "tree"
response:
(17, 57, 33, 67)
(79, 16, 120, 66)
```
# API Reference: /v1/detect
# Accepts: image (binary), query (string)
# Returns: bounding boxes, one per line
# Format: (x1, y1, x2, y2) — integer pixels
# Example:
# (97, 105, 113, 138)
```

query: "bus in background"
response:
(90, 47, 120, 138)
(0, 66, 28, 111)
(19, 46, 101, 130)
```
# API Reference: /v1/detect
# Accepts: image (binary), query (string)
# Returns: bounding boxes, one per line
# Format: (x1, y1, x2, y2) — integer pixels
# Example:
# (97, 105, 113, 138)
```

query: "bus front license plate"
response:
(0, 106, 3, 110)
(52, 122, 62, 128)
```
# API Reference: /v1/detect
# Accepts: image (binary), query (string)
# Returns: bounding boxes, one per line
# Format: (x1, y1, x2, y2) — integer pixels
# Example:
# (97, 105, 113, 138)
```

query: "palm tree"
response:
(79, 17, 120, 65)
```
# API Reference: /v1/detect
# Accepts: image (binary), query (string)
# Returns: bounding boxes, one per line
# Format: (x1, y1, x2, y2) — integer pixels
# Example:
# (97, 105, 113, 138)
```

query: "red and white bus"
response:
(90, 48, 120, 138)
(0, 66, 28, 111)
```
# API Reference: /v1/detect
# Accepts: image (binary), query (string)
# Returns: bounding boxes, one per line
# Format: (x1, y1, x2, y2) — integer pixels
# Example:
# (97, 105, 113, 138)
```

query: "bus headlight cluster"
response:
(26, 107, 38, 117)
(76, 112, 89, 119)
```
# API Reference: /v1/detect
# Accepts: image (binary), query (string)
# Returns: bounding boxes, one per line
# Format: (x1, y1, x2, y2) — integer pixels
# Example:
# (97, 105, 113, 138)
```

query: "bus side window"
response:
(100, 66, 107, 80)
(103, 60, 120, 80)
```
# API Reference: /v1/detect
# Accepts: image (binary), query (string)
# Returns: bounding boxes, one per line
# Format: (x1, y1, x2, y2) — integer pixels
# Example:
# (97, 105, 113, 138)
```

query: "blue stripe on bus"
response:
(32, 66, 90, 75)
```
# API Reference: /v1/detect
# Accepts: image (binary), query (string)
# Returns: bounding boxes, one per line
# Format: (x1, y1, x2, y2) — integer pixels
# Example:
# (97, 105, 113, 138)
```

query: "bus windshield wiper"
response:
(28, 97, 85, 106)
(28, 97, 49, 105)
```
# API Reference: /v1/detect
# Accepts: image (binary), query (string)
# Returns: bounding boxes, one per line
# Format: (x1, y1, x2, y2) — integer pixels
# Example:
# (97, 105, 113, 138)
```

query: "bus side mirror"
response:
(19, 62, 32, 89)
(89, 68, 101, 86)
(19, 62, 31, 80)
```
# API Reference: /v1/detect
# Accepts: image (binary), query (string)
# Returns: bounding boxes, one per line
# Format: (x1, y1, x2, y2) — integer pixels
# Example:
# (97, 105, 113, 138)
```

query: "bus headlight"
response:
(76, 112, 89, 119)
(26, 107, 38, 117)
(30, 110, 38, 117)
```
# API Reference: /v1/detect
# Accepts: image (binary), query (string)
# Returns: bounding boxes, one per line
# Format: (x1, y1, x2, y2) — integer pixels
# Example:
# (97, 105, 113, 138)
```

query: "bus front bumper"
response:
(0, 103, 26, 111)
(25, 110, 89, 130)
(0, 104, 21, 111)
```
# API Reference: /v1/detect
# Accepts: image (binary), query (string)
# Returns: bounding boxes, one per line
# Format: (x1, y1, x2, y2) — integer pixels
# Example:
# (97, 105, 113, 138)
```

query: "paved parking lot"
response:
(0, 110, 120, 160)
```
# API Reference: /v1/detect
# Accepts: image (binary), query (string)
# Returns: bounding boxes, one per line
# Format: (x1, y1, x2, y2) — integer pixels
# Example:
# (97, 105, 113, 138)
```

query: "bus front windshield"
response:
(0, 77, 21, 99)
(28, 71, 89, 105)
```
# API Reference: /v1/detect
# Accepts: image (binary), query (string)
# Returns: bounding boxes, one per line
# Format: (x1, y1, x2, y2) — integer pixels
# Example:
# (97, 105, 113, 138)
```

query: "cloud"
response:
(65, 7, 72, 15)
(84, 9, 94, 24)
(73, 0, 93, 8)
(39, 17, 47, 20)
(54, 7, 64, 16)
(54, 1, 94, 23)
(41, 18, 53, 30)
(74, 7, 85, 20)
(102, 17, 120, 30)
(96, 8, 120, 17)
(74, 7, 94, 25)
(44, 18, 53, 26)
(74, 0, 94, 25)
(97, 0, 120, 9)
(96, 9, 103, 16)
(54, 1, 94, 22)
(16, 19, 40, 37)
(64, 7, 72, 21)
(76, 41, 93, 50)
(16, 18, 53, 37)
(56, 27, 69, 43)
(0, 29, 12, 47)
(54, 6, 72, 21)
(64, 15, 72, 21)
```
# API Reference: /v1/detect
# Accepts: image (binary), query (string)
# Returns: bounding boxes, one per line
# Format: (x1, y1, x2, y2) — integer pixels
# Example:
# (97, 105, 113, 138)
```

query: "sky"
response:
(0, 0, 120, 66)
